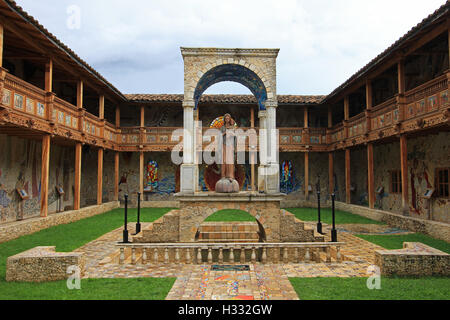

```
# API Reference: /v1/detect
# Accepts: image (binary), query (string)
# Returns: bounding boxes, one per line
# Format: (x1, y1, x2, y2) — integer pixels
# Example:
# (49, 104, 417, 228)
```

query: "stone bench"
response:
(375, 242, 449, 276)
(6, 246, 85, 282)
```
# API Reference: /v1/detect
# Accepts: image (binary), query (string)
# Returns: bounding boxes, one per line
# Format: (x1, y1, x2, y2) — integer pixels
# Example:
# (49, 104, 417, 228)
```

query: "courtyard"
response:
(1, 207, 448, 300)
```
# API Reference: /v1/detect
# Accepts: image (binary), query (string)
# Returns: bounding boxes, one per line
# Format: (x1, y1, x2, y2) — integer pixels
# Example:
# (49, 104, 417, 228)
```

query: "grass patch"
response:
(289, 277, 450, 300)
(0, 277, 176, 300)
(287, 207, 384, 225)
(0, 207, 175, 300)
(205, 209, 256, 222)
(356, 233, 450, 254)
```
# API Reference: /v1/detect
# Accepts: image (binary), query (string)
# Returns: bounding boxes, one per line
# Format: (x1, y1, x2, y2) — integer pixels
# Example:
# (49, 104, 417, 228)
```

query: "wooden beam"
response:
(74, 143, 82, 210)
(304, 107, 308, 128)
(99, 95, 104, 120)
(400, 135, 409, 214)
(115, 106, 120, 128)
(40, 135, 50, 217)
(305, 152, 309, 199)
(327, 106, 332, 128)
(345, 149, 351, 204)
(77, 80, 83, 109)
(44, 59, 53, 93)
(0, 23, 4, 68)
(367, 143, 375, 209)
(139, 151, 144, 195)
(344, 96, 350, 121)
(365, 79, 372, 110)
(97, 148, 103, 205)
(114, 152, 119, 201)
(328, 152, 334, 194)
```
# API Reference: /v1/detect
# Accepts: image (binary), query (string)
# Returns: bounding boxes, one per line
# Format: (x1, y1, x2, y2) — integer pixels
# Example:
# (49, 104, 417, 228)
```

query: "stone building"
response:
(0, 0, 448, 227)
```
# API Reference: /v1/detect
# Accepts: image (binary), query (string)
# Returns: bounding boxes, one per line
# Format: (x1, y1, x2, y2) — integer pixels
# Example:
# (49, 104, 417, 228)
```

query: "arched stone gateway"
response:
(179, 48, 280, 194)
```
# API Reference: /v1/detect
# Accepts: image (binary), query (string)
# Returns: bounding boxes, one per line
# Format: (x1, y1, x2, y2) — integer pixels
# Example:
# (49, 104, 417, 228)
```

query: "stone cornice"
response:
(181, 47, 280, 58)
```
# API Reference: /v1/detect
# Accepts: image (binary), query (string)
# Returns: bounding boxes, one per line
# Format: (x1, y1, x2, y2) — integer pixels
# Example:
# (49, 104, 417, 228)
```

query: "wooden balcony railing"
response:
(0, 70, 448, 152)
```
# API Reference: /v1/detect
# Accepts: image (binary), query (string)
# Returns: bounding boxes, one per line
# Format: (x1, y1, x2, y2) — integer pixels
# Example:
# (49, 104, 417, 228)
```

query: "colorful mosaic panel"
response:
(26, 98, 34, 113)
(147, 135, 157, 143)
(65, 115, 71, 127)
(2, 89, 11, 106)
(440, 90, 448, 105)
(292, 135, 302, 143)
(14, 94, 23, 110)
(37, 102, 45, 117)
(280, 135, 290, 144)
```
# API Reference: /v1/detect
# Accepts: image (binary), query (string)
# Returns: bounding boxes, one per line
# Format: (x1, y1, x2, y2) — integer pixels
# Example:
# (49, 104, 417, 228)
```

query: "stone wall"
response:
(375, 242, 450, 276)
(6, 246, 85, 282)
(0, 134, 75, 224)
(335, 201, 450, 242)
(0, 201, 119, 243)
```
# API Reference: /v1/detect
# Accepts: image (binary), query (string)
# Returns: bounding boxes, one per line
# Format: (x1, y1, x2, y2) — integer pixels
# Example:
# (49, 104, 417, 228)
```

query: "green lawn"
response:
(356, 233, 450, 254)
(287, 207, 384, 225)
(205, 209, 256, 222)
(0, 207, 175, 300)
(289, 277, 450, 300)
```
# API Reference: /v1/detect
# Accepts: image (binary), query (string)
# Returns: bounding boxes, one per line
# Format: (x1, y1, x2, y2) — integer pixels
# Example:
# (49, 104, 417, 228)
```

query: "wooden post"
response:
(367, 143, 375, 209)
(305, 152, 309, 199)
(400, 135, 409, 214)
(397, 61, 406, 121)
(40, 135, 51, 217)
(344, 96, 350, 121)
(74, 143, 82, 210)
(327, 106, 332, 128)
(140, 105, 145, 128)
(250, 106, 255, 191)
(97, 148, 103, 205)
(328, 152, 334, 194)
(44, 59, 53, 93)
(114, 152, 119, 201)
(99, 95, 104, 120)
(115, 106, 120, 127)
(139, 151, 144, 195)
(77, 80, 83, 109)
(345, 148, 351, 204)
(304, 107, 308, 128)
(0, 23, 3, 68)
(366, 80, 372, 109)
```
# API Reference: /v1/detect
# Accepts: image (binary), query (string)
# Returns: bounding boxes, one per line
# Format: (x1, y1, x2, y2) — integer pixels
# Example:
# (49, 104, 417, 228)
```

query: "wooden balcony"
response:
(0, 70, 448, 152)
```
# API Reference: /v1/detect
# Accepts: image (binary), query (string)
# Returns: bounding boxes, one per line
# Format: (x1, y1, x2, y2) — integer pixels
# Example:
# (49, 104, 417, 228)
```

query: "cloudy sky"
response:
(15, 0, 446, 95)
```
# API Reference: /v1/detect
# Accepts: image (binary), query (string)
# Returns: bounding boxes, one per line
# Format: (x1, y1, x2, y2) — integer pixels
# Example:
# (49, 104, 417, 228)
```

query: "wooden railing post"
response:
(40, 135, 51, 217)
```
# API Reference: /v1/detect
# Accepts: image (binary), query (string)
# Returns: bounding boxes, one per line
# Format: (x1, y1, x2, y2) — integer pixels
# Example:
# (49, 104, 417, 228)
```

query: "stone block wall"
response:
(6, 246, 85, 282)
(0, 201, 119, 243)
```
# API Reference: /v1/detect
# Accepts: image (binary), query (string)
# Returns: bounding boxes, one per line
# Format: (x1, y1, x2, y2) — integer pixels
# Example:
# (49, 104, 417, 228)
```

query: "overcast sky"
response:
(15, 0, 446, 95)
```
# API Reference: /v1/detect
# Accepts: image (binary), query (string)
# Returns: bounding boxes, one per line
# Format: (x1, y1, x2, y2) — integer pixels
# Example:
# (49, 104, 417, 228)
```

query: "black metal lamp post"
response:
(122, 194, 129, 243)
(135, 192, 141, 234)
(317, 191, 323, 235)
(331, 193, 337, 242)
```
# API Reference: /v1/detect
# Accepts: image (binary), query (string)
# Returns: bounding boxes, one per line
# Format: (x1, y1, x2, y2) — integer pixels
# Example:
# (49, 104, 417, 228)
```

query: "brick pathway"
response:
(73, 222, 387, 300)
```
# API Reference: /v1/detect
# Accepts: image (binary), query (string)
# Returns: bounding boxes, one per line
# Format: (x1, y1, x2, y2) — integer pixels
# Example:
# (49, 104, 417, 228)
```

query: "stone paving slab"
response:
(73, 222, 387, 300)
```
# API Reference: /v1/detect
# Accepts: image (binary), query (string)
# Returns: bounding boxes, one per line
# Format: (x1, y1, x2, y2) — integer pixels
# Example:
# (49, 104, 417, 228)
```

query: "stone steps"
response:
(197, 222, 261, 243)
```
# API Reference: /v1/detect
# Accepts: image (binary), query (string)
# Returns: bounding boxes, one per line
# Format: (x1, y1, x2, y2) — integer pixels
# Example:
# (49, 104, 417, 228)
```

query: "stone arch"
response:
(193, 64, 268, 111)
(178, 200, 278, 242)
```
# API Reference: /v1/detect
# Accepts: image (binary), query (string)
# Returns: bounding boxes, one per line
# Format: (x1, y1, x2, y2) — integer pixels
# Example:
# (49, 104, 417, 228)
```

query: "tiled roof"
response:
(323, 0, 450, 103)
(125, 94, 326, 105)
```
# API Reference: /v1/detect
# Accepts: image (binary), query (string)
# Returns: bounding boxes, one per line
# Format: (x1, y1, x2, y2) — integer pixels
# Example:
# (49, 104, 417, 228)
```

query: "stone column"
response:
(180, 100, 198, 193)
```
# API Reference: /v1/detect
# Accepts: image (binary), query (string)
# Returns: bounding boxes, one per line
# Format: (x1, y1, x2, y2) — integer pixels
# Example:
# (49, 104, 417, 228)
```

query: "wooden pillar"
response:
(0, 23, 3, 68)
(77, 80, 83, 108)
(400, 135, 409, 214)
(397, 61, 406, 121)
(74, 143, 82, 210)
(139, 151, 144, 195)
(328, 152, 334, 194)
(250, 106, 255, 191)
(99, 95, 104, 120)
(44, 59, 53, 93)
(366, 80, 372, 109)
(97, 148, 103, 205)
(327, 106, 332, 128)
(40, 135, 51, 217)
(114, 152, 119, 201)
(305, 152, 309, 199)
(367, 143, 375, 209)
(140, 105, 145, 127)
(345, 148, 351, 204)
(304, 107, 309, 128)
(115, 106, 120, 127)
(344, 96, 350, 121)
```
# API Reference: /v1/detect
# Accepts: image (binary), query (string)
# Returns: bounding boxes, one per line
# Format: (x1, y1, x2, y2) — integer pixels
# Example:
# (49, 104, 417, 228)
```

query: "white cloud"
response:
(14, 0, 447, 95)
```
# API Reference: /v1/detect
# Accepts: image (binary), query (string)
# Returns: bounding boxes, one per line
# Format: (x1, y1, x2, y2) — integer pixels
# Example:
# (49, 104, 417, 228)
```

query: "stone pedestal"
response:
(180, 164, 198, 194)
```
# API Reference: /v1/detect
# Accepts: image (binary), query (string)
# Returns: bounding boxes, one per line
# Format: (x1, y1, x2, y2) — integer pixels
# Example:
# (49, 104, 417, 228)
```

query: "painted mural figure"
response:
(215, 113, 240, 193)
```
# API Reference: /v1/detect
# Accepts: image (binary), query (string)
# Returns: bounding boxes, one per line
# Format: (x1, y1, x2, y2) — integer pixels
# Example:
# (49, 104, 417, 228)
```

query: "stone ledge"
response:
(335, 202, 450, 242)
(6, 246, 85, 282)
(375, 242, 450, 276)
(0, 201, 120, 244)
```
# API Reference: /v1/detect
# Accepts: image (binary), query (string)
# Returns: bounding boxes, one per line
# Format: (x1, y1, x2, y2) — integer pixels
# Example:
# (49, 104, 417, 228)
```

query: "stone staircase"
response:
(196, 222, 261, 243)
(280, 210, 325, 242)
(132, 210, 180, 243)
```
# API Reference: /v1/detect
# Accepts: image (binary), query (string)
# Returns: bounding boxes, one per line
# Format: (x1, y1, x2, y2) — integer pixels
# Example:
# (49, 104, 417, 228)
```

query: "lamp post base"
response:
(331, 229, 337, 242)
